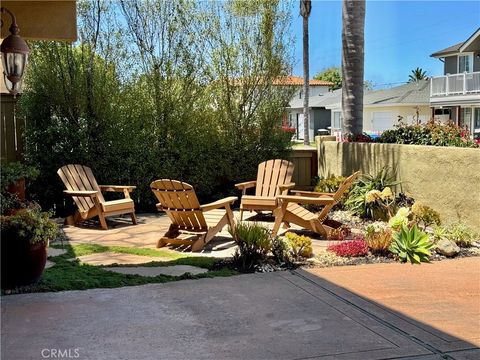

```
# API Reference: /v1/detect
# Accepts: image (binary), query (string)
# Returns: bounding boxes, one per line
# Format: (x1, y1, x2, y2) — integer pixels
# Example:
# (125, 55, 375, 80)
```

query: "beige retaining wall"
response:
(316, 137, 480, 231)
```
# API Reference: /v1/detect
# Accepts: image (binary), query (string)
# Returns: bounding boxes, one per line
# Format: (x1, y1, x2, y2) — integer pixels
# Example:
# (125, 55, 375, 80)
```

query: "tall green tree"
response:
(408, 67, 428, 83)
(18, 0, 295, 214)
(300, 0, 311, 145)
(341, 0, 366, 135)
(315, 66, 374, 91)
(314, 67, 342, 90)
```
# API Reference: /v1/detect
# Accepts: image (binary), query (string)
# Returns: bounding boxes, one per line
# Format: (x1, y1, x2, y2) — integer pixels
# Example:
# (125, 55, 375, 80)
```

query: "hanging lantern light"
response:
(1, 7, 30, 96)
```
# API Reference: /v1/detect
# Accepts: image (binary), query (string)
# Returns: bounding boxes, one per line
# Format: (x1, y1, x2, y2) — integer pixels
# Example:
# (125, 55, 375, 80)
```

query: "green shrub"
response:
(314, 175, 347, 193)
(389, 225, 433, 264)
(411, 202, 441, 230)
(434, 222, 479, 248)
(285, 232, 313, 259)
(378, 120, 478, 148)
(229, 223, 272, 272)
(271, 236, 291, 264)
(364, 222, 393, 255)
(345, 167, 399, 220)
(0, 162, 39, 191)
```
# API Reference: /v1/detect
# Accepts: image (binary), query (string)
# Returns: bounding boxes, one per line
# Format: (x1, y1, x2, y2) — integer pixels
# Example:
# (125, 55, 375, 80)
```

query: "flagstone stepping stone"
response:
(102, 265, 208, 277)
(48, 248, 67, 257)
(45, 260, 55, 269)
(75, 252, 172, 266)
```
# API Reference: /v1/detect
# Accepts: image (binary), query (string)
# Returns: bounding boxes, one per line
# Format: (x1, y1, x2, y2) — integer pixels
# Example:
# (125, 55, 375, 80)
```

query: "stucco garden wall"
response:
(316, 137, 480, 231)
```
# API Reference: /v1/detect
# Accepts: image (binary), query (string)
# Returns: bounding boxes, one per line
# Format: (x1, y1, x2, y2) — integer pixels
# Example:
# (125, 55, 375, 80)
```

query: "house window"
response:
(458, 54, 473, 73)
(332, 111, 342, 129)
(474, 108, 480, 129)
(459, 108, 472, 130)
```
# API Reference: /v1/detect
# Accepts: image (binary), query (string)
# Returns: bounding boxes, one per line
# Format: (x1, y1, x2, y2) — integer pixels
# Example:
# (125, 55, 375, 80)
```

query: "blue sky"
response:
(292, 0, 480, 88)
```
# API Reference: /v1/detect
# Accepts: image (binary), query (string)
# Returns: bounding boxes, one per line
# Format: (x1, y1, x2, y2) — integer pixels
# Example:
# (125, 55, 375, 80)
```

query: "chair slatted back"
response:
(255, 159, 294, 197)
(57, 165, 105, 213)
(317, 171, 360, 221)
(150, 180, 208, 230)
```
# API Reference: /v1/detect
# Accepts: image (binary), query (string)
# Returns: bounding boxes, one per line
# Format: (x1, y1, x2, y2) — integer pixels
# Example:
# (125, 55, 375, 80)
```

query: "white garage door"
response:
(372, 112, 395, 132)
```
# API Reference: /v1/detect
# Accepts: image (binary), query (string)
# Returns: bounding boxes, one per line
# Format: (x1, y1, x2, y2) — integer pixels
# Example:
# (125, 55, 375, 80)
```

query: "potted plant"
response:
(0, 161, 39, 203)
(1, 205, 59, 288)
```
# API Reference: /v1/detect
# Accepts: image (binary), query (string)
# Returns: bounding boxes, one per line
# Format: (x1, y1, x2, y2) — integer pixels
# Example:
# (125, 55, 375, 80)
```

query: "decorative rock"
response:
(435, 239, 460, 257)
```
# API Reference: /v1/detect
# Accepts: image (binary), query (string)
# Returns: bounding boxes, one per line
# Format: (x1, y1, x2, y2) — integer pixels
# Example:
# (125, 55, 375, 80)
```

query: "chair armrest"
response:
(278, 182, 295, 193)
(63, 190, 99, 198)
(277, 195, 335, 206)
(200, 196, 238, 212)
(99, 185, 136, 192)
(290, 190, 334, 197)
(235, 180, 256, 190)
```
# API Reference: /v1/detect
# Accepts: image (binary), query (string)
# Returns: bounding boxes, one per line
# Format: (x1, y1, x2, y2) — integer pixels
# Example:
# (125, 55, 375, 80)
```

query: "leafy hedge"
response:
(18, 1, 294, 216)
(343, 120, 479, 148)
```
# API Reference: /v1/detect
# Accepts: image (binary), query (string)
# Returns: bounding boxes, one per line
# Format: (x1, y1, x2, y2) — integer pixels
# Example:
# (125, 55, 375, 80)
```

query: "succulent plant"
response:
(389, 225, 433, 264)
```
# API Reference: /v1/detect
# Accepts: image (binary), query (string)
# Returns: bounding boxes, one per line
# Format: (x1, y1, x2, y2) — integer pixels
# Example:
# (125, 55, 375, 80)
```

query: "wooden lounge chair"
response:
(235, 159, 295, 220)
(151, 179, 237, 251)
(272, 171, 360, 237)
(58, 164, 137, 230)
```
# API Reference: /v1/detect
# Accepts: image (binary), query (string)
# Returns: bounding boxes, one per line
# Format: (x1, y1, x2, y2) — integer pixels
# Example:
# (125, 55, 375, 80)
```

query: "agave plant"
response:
(389, 225, 433, 264)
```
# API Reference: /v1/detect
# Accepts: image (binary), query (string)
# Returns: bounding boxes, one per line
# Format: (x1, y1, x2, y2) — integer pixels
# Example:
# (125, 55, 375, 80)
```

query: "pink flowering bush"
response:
(379, 119, 478, 148)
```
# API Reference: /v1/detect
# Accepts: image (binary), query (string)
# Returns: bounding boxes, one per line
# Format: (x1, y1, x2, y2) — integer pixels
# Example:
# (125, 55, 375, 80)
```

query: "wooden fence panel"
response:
(291, 148, 318, 190)
(1, 95, 23, 163)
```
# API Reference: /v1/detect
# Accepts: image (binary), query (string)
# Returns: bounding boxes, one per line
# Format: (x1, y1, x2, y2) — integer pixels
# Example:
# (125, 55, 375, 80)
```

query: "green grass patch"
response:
(3, 243, 237, 294)
(51, 243, 186, 260)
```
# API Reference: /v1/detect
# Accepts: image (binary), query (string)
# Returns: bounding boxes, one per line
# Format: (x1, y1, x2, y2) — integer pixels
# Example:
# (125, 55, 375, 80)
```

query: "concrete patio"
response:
(2, 257, 479, 359)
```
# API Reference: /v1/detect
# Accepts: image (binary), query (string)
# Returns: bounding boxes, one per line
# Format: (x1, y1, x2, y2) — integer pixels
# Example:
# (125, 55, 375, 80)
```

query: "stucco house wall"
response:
(316, 139, 480, 231)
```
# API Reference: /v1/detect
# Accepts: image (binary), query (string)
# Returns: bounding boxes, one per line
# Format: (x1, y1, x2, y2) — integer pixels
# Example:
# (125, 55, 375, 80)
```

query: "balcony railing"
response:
(430, 71, 480, 97)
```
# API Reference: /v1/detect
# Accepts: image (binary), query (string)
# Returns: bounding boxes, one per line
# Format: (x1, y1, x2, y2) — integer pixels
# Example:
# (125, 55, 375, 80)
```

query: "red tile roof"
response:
(273, 76, 333, 86)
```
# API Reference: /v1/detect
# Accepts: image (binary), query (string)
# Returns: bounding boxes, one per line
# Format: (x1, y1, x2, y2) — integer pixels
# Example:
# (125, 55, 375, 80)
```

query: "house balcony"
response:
(430, 72, 480, 105)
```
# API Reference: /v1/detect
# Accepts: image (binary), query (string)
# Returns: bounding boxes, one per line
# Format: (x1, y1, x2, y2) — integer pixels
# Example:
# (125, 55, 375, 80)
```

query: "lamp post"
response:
(1, 7, 29, 96)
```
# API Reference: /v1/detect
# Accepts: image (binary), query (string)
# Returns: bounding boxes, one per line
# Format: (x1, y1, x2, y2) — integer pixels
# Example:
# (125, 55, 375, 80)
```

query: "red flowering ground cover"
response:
(327, 239, 369, 257)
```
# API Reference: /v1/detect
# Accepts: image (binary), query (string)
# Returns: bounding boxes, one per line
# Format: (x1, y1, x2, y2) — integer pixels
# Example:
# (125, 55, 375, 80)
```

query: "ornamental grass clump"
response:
(327, 239, 368, 257)
(229, 222, 272, 272)
(389, 225, 433, 264)
(364, 222, 393, 255)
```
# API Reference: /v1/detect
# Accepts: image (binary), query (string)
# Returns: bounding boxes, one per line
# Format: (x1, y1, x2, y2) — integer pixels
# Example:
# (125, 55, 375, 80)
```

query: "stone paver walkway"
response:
(61, 212, 334, 258)
(73, 252, 172, 266)
(2, 258, 479, 360)
(103, 265, 208, 277)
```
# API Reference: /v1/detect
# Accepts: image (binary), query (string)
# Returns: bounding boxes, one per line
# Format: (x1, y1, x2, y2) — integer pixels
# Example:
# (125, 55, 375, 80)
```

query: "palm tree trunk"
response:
(341, 0, 365, 136)
(302, 14, 310, 145)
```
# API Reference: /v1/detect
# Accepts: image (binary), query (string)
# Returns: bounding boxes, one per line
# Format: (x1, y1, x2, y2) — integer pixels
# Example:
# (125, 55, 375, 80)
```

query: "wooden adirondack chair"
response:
(235, 159, 295, 220)
(58, 165, 137, 230)
(150, 179, 237, 252)
(272, 171, 360, 237)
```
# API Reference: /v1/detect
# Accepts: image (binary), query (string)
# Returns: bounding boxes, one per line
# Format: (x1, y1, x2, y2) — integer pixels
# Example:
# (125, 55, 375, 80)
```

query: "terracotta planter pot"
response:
(7, 178, 26, 201)
(1, 239, 47, 289)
